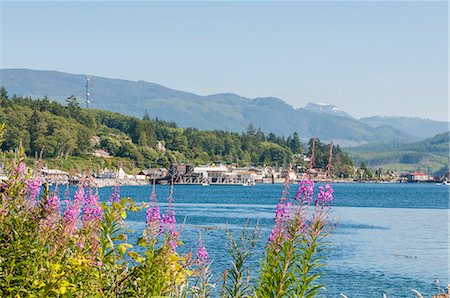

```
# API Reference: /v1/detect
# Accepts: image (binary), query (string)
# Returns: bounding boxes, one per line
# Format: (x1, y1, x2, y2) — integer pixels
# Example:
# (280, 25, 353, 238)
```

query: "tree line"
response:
(0, 87, 353, 174)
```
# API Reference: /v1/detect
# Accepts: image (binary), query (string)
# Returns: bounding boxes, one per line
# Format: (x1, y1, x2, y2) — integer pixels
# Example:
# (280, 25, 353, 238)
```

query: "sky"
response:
(0, 1, 448, 121)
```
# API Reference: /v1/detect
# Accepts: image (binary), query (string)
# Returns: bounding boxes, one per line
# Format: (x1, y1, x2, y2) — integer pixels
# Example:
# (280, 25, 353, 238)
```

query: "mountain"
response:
(0, 68, 426, 146)
(346, 132, 449, 174)
(360, 116, 448, 139)
(304, 102, 353, 119)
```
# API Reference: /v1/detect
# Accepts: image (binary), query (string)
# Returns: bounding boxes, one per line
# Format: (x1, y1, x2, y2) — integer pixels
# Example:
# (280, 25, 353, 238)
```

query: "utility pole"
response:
(85, 75, 91, 108)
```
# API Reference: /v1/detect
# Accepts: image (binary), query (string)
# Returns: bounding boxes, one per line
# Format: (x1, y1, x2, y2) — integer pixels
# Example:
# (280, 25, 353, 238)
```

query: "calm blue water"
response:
(64, 183, 449, 297)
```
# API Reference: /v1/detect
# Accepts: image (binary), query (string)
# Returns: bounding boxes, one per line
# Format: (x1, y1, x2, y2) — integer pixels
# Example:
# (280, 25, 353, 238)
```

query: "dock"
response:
(173, 175, 255, 185)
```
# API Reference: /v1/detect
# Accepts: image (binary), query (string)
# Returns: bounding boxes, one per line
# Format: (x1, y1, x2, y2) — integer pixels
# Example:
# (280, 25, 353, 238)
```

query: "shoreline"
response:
(70, 178, 442, 188)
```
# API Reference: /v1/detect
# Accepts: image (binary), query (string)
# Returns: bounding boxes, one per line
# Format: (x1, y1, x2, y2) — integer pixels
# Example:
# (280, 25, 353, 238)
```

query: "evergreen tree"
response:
(143, 110, 151, 121)
(289, 132, 302, 154)
(359, 162, 373, 179)
(28, 110, 46, 156)
(0, 86, 8, 99)
(66, 95, 80, 108)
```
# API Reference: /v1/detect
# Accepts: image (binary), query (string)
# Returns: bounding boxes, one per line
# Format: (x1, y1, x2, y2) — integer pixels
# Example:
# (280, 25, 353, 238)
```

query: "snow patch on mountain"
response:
(304, 102, 352, 119)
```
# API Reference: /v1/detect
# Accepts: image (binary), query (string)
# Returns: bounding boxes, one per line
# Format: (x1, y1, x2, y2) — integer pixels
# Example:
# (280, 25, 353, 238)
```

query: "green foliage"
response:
(346, 132, 450, 174)
(359, 162, 373, 179)
(306, 138, 354, 177)
(222, 225, 260, 298)
(255, 181, 332, 298)
(256, 217, 327, 297)
(0, 123, 5, 147)
(0, 151, 205, 297)
(0, 91, 311, 171)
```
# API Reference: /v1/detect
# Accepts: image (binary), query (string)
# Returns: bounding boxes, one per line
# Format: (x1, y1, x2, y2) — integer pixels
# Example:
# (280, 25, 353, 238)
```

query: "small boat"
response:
(201, 183, 210, 186)
(242, 180, 255, 186)
(444, 181, 450, 186)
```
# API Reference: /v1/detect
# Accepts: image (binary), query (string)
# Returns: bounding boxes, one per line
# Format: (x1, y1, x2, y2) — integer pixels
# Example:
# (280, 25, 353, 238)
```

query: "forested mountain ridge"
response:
(360, 116, 448, 139)
(0, 90, 354, 175)
(0, 68, 433, 146)
(346, 132, 449, 174)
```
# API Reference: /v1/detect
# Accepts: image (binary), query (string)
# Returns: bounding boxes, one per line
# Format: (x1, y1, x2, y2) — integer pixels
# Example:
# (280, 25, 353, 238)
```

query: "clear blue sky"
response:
(1, 1, 448, 121)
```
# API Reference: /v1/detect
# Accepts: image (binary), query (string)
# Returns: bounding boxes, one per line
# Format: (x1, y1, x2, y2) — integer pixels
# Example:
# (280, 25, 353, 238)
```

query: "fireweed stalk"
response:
(162, 181, 179, 251)
(145, 181, 162, 244)
(108, 178, 121, 203)
(256, 142, 334, 298)
(131, 180, 196, 297)
(62, 185, 85, 237)
(193, 233, 213, 297)
(82, 189, 104, 256)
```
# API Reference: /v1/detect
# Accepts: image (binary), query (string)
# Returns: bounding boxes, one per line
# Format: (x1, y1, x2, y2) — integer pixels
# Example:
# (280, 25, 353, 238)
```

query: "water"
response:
(67, 183, 449, 297)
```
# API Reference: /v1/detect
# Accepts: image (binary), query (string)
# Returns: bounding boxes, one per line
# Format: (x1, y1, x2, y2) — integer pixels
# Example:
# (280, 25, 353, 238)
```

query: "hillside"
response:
(0, 68, 424, 146)
(360, 116, 449, 139)
(0, 93, 355, 175)
(346, 132, 449, 174)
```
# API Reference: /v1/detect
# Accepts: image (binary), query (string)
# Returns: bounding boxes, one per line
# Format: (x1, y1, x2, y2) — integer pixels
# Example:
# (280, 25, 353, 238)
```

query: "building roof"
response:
(140, 168, 168, 175)
(193, 165, 229, 173)
(234, 171, 254, 175)
(41, 169, 69, 175)
(410, 171, 428, 176)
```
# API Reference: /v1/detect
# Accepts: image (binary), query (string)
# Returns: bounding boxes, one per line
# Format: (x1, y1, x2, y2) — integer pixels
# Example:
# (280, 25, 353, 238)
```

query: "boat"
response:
(242, 180, 256, 186)
(444, 181, 450, 186)
(201, 182, 210, 186)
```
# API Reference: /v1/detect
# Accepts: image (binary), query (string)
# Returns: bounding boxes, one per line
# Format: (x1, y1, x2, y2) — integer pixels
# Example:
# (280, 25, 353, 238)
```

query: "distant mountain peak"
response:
(304, 102, 353, 119)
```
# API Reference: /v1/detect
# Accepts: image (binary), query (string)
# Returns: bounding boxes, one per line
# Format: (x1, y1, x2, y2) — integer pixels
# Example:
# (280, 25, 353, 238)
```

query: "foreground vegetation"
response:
(0, 143, 334, 297)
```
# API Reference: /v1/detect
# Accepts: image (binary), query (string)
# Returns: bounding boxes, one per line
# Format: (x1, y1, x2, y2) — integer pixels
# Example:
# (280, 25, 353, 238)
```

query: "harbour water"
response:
(79, 183, 448, 297)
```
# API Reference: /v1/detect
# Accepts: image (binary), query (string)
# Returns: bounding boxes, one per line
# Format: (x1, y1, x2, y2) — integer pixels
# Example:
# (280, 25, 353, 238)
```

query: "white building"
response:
(406, 172, 429, 182)
(193, 164, 229, 178)
(41, 168, 69, 184)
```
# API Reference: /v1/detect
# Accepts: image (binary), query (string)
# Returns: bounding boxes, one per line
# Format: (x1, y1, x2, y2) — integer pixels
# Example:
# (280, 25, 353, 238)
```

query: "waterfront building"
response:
(193, 164, 229, 179)
(139, 168, 168, 179)
(406, 171, 430, 182)
(41, 168, 69, 184)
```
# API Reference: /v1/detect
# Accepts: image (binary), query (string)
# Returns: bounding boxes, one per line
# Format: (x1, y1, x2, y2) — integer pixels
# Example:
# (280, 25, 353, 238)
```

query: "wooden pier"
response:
(173, 175, 254, 185)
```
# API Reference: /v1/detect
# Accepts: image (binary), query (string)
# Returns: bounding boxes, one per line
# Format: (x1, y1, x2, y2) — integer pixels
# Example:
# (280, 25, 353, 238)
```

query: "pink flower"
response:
(268, 200, 292, 244)
(108, 184, 120, 203)
(26, 178, 41, 200)
(62, 186, 84, 235)
(162, 210, 176, 227)
(46, 194, 61, 213)
(40, 193, 61, 230)
(316, 184, 334, 206)
(295, 179, 314, 204)
(146, 183, 163, 238)
(16, 162, 26, 178)
(146, 205, 162, 238)
(196, 235, 210, 265)
(162, 209, 178, 250)
(146, 206, 161, 225)
(82, 192, 103, 223)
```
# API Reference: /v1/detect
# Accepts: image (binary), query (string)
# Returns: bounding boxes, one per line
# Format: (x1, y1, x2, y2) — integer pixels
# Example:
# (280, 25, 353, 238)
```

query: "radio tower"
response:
(85, 75, 91, 108)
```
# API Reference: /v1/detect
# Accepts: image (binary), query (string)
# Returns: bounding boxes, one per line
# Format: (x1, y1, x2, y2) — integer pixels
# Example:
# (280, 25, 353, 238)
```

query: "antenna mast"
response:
(85, 75, 91, 108)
